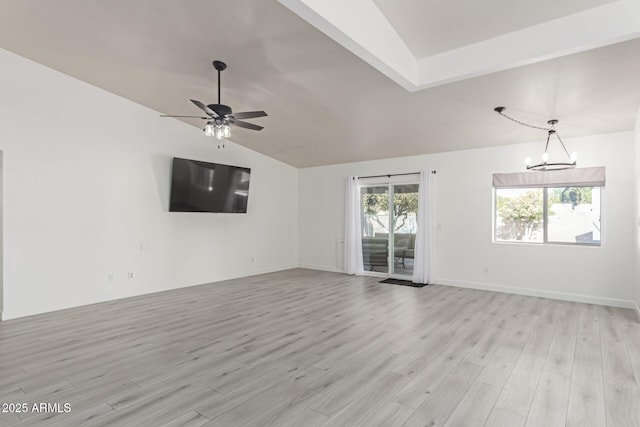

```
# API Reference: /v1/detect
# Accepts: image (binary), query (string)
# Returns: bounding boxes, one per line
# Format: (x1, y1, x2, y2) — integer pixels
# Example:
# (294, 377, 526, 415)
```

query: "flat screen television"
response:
(169, 157, 251, 213)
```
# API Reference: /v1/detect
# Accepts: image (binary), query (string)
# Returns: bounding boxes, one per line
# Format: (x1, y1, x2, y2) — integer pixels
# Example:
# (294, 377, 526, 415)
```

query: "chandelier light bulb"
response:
(570, 152, 578, 163)
(203, 123, 215, 137)
(541, 152, 550, 163)
(215, 125, 224, 140)
(203, 121, 231, 144)
(525, 156, 532, 166)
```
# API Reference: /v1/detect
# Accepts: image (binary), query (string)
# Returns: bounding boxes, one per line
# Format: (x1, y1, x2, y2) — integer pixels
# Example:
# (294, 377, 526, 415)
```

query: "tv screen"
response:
(169, 157, 251, 213)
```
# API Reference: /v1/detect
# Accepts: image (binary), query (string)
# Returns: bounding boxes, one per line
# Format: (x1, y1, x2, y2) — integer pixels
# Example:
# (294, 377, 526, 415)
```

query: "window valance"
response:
(492, 167, 605, 189)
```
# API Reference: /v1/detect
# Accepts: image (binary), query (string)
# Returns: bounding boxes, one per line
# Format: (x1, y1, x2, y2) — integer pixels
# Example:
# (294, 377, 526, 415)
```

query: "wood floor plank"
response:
(464, 326, 508, 366)
(504, 314, 537, 345)
(484, 408, 525, 427)
(603, 382, 640, 427)
(320, 371, 409, 427)
(308, 350, 398, 398)
(391, 330, 455, 377)
(494, 352, 545, 417)
(402, 361, 483, 427)
(391, 328, 481, 410)
(623, 322, 640, 355)
(566, 362, 606, 427)
(358, 401, 414, 427)
(600, 307, 639, 391)
(524, 371, 571, 427)
(86, 383, 217, 426)
(309, 353, 400, 416)
(276, 408, 328, 427)
(543, 331, 576, 376)
(197, 365, 310, 420)
(627, 341, 640, 395)
(573, 304, 602, 367)
(0, 269, 638, 426)
(0, 383, 25, 402)
(207, 379, 321, 427)
(443, 381, 501, 427)
(477, 339, 524, 388)
(160, 410, 211, 427)
(0, 412, 21, 425)
(521, 322, 556, 358)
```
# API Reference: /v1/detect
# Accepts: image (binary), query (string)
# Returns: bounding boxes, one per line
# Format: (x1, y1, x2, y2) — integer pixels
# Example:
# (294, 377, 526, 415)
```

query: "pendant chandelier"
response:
(494, 106, 577, 171)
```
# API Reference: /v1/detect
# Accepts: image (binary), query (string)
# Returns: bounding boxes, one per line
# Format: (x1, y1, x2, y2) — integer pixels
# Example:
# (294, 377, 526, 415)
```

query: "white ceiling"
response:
(373, 0, 616, 57)
(1, 0, 640, 168)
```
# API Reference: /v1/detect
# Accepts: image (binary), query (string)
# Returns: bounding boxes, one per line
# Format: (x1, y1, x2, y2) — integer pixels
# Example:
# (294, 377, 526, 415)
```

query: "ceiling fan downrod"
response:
(213, 60, 226, 105)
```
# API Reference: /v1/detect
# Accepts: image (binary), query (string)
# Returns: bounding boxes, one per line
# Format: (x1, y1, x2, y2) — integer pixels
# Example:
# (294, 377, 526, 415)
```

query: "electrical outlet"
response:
(107, 272, 114, 282)
(128, 272, 134, 280)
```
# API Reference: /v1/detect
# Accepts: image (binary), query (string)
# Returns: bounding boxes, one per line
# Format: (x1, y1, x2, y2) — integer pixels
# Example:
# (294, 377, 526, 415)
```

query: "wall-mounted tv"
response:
(169, 157, 251, 213)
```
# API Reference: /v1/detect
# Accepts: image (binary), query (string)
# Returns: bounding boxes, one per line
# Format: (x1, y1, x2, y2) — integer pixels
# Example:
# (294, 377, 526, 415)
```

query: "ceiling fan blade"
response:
(190, 99, 218, 118)
(229, 119, 264, 131)
(228, 111, 268, 120)
(160, 114, 209, 119)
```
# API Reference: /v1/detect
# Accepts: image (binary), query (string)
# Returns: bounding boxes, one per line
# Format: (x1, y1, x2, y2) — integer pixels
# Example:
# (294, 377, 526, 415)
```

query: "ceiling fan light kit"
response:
(494, 106, 577, 171)
(203, 121, 231, 147)
(161, 60, 267, 148)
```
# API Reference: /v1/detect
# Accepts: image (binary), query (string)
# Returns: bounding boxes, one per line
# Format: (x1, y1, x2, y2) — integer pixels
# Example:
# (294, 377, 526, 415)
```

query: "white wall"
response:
(0, 152, 3, 316)
(634, 107, 640, 319)
(0, 49, 298, 320)
(299, 131, 636, 307)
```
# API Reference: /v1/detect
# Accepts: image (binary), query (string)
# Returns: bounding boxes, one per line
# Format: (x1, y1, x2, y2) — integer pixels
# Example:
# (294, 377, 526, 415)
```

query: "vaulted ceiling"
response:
(2, 0, 640, 167)
(373, 0, 616, 58)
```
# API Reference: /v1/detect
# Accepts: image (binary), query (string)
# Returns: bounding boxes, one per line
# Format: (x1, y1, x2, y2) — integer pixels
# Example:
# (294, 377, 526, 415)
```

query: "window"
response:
(494, 186, 601, 245)
(492, 167, 605, 246)
(495, 188, 543, 243)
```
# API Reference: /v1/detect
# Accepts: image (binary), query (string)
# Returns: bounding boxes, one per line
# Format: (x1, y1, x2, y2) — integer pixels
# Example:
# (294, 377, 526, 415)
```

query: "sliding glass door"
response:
(361, 186, 390, 274)
(361, 182, 419, 279)
(392, 183, 419, 277)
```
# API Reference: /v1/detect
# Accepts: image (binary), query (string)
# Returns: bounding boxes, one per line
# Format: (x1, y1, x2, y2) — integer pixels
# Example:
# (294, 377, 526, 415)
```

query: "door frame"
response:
(359, 176, 419, 280)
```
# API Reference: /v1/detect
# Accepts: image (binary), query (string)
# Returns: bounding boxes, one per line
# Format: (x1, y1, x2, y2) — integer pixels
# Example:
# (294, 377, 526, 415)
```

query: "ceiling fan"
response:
(161, 60, 267, 148)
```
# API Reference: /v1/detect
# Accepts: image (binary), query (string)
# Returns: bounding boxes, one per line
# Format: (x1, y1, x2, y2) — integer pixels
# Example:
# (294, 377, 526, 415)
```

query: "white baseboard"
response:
(247, 264, 299, 277)
(434, 278, 637, 310)
(297, 263, 342, 273)
(293, 268, 638, 313)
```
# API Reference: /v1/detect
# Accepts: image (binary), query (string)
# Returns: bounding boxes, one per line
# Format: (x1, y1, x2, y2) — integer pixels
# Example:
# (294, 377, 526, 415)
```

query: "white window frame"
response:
(493, 186, 604, 247)
(492, 167, 605, 247)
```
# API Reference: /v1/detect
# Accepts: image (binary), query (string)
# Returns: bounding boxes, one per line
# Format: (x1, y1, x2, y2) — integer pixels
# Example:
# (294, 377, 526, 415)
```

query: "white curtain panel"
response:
(413, 170, 433, 284)
(344, 176, 364, 275)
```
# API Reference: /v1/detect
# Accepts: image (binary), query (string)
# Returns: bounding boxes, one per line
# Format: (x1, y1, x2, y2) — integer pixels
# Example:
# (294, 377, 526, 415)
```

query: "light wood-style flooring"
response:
(1, 269, 639, 426)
